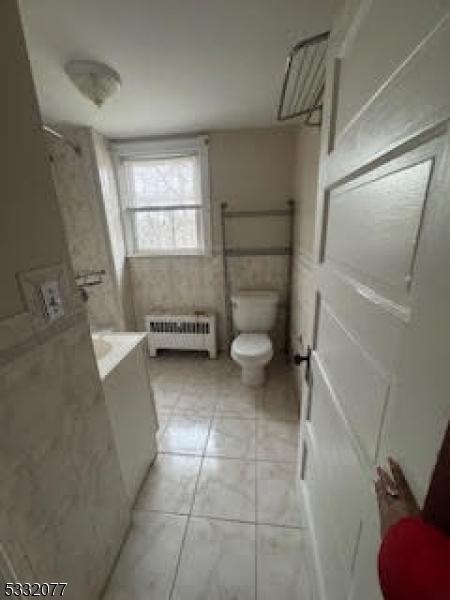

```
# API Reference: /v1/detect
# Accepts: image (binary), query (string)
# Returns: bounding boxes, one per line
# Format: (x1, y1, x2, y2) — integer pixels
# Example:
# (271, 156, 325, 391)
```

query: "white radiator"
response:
(145, 313, 217, 358)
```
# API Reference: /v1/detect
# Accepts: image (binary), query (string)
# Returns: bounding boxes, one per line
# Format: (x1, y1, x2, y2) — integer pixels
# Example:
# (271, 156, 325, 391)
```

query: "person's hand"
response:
(375, 457, 420, 538)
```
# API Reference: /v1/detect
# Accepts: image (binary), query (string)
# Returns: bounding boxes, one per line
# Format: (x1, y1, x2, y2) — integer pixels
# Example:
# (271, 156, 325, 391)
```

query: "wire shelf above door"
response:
(277, 31, 330, 124)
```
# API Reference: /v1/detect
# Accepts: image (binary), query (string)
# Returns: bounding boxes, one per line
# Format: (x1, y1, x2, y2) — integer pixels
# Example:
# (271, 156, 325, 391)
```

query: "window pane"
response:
(125, 154, 201, 208)
(134, 209, 203, 252)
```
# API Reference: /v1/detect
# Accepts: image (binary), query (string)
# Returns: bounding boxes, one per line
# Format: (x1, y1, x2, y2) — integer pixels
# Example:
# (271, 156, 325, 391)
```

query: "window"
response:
(114, 137, 211, 255)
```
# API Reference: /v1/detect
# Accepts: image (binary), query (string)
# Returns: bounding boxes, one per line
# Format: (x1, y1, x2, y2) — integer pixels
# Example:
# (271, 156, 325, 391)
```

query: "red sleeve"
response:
(378, 517, 450, 600)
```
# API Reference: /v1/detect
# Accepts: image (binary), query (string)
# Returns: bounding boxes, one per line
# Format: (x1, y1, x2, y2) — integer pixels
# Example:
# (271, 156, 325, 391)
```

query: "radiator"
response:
(145, 313, 217, 358)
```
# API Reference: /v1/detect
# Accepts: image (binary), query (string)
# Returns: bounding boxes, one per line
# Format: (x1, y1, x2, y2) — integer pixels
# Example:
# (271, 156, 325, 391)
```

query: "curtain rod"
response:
(42, 124, 82, 156)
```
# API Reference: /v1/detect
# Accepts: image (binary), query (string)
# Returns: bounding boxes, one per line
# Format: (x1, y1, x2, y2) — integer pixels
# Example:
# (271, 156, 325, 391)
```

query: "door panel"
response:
(316, 302, 389, 460)
(312, 133, 449, 599)
(301, 2, 450, 598)
(348, 492, 383, 600)
(328, 12, 450, 183)
(303, 428, 349, 600)
(310, 360, 367, 576)
(317, 266, 407, 374)
(324, 159, 432, 295)
(335, 0, 450, 138)
(376, 135, 450, 502)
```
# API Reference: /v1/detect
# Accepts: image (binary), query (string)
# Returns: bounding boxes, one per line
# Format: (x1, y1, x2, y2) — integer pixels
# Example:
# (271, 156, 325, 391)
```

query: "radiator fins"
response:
(148, 321, 210, 335)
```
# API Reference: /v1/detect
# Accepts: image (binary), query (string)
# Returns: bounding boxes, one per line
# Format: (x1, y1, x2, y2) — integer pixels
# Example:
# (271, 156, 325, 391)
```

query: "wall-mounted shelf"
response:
(75, 269, 106, 288)
(221, 203, 294, 258)
(224, 208, 292, 219)
(220, 201, 295, 351)
(224, 247, 291, 257)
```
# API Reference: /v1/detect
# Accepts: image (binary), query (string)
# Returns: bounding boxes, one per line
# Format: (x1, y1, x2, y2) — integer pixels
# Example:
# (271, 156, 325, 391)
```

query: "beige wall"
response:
(292, 127, 321, 260)
(0, 2, 129, 595)
(129, 127, 296, 350)
(1, 0, 67, 319)
(290, 126, 321, 397)
(209, 127, 296, 250)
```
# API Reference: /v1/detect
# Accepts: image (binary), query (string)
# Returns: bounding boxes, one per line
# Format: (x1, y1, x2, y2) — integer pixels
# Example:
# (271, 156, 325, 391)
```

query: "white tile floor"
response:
(103, 353, 315, 600)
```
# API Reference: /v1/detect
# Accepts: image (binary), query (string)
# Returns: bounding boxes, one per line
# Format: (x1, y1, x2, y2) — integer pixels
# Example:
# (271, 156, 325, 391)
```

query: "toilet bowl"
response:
(230, 291, 279, 386)
(231, 333, 273, 386)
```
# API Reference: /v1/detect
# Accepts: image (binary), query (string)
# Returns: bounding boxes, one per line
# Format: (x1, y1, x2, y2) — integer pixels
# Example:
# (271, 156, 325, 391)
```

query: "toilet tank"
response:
(231, 291, 279, 332)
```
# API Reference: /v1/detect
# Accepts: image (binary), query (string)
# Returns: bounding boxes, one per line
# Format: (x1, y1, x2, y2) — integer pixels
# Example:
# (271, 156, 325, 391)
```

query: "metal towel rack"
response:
(220, 201, 295, 352)
(277, 31, 330, 125)
(75, 269, 106, 303)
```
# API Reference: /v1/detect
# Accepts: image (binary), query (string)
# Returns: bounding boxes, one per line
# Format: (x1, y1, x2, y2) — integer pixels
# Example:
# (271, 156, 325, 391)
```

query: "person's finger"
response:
(375, 479, 393, 538)
(374, 477, 392, 508)
(375, 479, 384, 507)
(388, 458, 408, 489)
(374, 471, 389, 494)
(388, 457, 419, 507)
(377, 466, 396, 492)
(374, 478, 384, 498)
(388, 458, 413, 494)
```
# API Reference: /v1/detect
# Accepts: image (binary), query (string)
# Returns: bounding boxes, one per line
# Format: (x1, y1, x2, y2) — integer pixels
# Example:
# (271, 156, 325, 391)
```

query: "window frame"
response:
(113, 136, 211, 257)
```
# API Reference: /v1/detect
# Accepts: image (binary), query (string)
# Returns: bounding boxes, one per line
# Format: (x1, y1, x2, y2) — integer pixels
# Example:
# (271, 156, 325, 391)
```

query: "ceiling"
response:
(19, 0, 340, 138)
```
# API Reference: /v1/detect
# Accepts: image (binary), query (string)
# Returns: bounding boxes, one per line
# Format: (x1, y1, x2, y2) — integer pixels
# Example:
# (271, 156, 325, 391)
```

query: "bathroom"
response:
(42, 49, 315, 600)
(2, 0, 324, 596)
(3, 0, 450, 599)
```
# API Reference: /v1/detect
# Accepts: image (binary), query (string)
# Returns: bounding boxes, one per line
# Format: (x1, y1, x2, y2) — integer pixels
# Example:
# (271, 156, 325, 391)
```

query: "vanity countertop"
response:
(92, 332, 147, 380)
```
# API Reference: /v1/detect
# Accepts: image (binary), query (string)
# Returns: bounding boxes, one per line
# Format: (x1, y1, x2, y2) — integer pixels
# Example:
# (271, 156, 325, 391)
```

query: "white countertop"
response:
(92, 332, 147, 380)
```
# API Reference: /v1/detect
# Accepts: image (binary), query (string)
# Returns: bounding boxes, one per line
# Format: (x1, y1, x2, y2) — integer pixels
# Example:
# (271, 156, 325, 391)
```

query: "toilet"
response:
(230, 290, 279, 386)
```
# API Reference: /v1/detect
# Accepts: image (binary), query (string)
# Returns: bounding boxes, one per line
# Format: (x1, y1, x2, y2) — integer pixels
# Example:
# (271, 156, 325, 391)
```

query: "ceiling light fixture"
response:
(65, 60, 121, 107)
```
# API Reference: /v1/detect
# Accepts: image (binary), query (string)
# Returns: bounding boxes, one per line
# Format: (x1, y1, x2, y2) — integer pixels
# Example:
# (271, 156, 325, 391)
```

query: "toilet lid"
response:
(231, 333, 273, 363)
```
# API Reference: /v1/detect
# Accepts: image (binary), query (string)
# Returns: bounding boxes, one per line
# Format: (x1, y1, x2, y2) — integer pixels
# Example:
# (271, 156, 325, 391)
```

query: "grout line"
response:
(160, 410, 299, 423)
(158, 451, 299, 464)
(134, 507, 191, 518)
(187, 513, 292, 529)
(134, 506, 306, 531)
(167, 415, 214, 600)
(167, 510, 190, 600)
(254, 455, 258, 600)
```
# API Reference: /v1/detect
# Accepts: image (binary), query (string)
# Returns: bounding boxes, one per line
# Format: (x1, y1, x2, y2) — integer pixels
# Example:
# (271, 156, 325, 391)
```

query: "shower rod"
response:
(42, 124, 82, 156)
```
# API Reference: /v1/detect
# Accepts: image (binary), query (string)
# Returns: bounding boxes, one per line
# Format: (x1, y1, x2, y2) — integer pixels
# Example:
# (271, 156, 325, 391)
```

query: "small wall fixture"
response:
(65, 60, 121, 107)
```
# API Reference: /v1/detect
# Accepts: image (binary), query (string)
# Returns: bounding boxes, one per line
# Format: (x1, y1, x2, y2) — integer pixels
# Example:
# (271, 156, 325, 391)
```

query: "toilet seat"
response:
(231, 333, 273, 365)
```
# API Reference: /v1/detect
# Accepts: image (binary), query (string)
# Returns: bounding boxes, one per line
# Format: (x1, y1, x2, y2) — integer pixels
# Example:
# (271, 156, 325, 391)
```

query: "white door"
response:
(299, 2, 450, 599)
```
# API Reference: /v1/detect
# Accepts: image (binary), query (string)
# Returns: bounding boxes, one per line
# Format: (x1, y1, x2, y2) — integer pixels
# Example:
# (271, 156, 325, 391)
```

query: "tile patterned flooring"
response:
(103, 353, 315, 600)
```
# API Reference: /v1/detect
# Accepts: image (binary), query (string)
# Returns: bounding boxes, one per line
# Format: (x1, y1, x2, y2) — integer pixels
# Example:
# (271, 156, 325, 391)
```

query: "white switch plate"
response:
(40, 279, 65, 321)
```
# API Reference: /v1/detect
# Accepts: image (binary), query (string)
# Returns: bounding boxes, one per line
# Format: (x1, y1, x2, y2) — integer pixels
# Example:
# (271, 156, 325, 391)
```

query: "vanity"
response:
(92, 332, 158, 502)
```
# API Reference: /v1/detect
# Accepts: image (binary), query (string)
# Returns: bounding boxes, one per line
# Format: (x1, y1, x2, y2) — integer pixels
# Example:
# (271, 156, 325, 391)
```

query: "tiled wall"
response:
(129, 254, 290, 352)
(1, 3, 132, 591)
(47, 128, 126, 331)
(1, 2, 130, 593)
(91, 130, 135, 329)
(0, 314, 130, 598)
(129, 255, 226, 345)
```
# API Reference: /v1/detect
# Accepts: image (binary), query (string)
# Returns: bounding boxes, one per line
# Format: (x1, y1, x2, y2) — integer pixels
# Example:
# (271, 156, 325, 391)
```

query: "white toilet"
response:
(230, 290, 279, 386)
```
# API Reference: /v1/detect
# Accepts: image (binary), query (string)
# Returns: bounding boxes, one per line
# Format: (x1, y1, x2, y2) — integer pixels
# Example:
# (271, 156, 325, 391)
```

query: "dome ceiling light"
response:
(65, 60, 121, 107)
